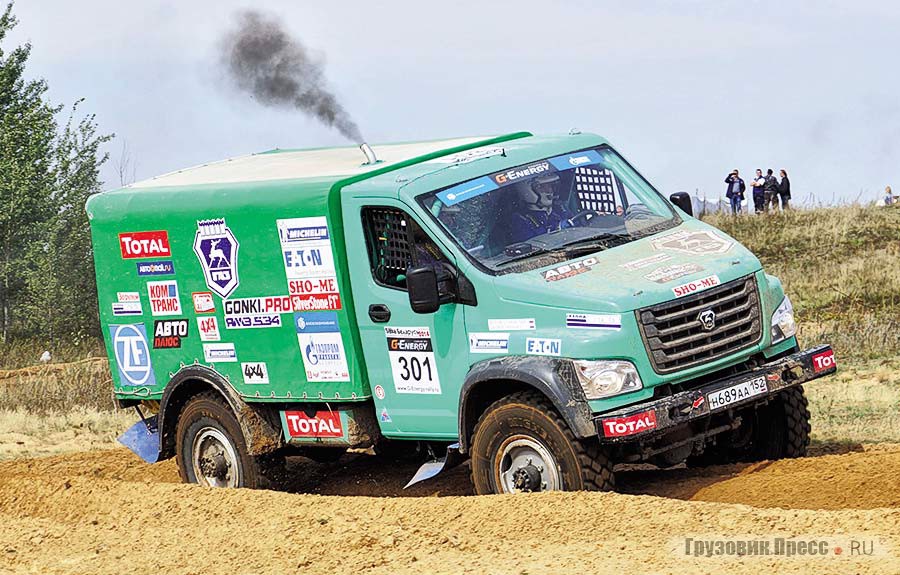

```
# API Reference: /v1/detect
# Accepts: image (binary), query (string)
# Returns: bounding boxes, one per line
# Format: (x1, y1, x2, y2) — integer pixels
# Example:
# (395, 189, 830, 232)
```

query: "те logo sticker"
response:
(193, 218, 240, 299)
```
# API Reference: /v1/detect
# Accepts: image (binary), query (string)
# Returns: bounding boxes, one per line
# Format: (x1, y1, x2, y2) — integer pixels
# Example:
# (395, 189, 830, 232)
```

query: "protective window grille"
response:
(574, 167, 619, 213)
(363, 207, 414, 288)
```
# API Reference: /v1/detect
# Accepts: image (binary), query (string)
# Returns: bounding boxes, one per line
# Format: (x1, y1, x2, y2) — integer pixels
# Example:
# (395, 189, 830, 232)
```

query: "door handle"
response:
(368, 303, 391, 323)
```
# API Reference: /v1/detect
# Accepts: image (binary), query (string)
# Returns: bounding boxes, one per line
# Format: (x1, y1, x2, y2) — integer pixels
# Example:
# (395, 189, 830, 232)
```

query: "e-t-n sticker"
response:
(384, 326, 441, 394)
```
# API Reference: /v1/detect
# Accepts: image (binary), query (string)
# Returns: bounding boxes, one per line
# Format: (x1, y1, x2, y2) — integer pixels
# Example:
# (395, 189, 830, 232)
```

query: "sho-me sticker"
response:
(277, 217, 342, 311)
(566, 313, 621, 330)
(203, 342, 237, 363)
(488, 318, 535, 331)
(644, 263, 705, 284)
(672, 275, 721, 298)
(296, 311, 349, 382)
(650, 230, 734, 255)
(384, 326, 442, 394)
(542, 257, 598, 282)
(146, 280, 181, 316)
(469, 332, 510, 354)
(193, 218, 240, 299)
(197, 316, 221, 342)
(109, 323, 156, 387)
(152, 319, 187, 349)
(241, 362, 269, 384)
(620, 253, 672, 271)
(112, 292, 142, 316)
(526, 338, 561, 356)
(119, 231, 170, 259)
(136, 260, 175, 276)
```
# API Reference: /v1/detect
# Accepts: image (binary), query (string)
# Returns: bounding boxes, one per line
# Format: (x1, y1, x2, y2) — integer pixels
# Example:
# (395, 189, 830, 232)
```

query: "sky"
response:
(7, 1, 900, 204)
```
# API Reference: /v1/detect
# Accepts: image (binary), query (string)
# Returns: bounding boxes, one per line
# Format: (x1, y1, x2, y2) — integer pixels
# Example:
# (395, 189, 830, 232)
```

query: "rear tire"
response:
(175, 392, 284, 489)
(469, 390, 614, 494)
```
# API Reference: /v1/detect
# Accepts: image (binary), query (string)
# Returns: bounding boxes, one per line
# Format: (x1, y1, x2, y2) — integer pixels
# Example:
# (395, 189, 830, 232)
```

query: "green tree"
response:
(0, 2, 111, 345)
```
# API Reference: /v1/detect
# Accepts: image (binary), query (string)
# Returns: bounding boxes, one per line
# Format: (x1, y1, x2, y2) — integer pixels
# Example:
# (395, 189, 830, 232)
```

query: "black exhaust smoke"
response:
(219, 10, 363, 142)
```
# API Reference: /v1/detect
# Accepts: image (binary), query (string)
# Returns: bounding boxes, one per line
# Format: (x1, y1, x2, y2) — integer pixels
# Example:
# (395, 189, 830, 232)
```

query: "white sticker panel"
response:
(384, 326, 441, 394)
(487, 318, 535, 331)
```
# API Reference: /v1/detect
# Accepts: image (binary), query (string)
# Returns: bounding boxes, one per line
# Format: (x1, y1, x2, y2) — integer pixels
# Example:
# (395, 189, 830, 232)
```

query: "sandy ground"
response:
(1, 445, 900, 574)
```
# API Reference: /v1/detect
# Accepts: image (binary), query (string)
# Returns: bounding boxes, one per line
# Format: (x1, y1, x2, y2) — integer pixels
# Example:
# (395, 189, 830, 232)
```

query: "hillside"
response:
(704, 204, 900, 361)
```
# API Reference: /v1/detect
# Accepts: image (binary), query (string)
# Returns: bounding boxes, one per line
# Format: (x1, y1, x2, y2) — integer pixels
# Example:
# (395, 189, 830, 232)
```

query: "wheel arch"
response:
(457, 356, 596, 454)
(158, 365, 283, 460)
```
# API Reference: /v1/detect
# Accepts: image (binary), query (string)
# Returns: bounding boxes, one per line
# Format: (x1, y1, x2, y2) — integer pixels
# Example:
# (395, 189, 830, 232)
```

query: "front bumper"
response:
(594, 344, 836, 443)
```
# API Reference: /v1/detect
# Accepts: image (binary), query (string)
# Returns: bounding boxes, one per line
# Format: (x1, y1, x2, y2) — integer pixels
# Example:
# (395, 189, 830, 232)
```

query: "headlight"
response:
(572, 360, 642, 400)
(771, 295, 796, 344)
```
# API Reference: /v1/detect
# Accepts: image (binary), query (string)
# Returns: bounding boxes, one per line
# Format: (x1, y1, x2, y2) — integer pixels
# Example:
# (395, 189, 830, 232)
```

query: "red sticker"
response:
(284, 411, 343, 438)
(119, 231, 171, 259)
(288, 277, 342, 311)
(192, 292, 215, 314)
(812, 349, 836, 373)
(601, 410, 658, 438)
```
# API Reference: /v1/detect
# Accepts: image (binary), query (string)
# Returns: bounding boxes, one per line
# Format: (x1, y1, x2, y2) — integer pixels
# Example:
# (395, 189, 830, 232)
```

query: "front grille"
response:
(636, 275, 762, 374)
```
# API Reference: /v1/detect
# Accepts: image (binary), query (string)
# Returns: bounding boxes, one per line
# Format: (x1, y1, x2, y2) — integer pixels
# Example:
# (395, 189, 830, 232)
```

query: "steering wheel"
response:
(566, 209, 602, 227)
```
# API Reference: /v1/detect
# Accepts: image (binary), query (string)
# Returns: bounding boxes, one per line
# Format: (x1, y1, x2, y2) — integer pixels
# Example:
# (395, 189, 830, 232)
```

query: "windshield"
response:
(418, 146, 680, 273)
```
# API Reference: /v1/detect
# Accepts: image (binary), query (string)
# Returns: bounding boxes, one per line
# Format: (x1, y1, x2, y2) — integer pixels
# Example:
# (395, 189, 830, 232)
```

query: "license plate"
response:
(706, 376, 768, 411)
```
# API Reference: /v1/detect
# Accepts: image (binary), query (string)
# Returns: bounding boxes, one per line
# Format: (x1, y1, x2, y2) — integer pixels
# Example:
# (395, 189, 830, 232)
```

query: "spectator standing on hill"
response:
(886, 186, 895, 206)
(751, 168, 766, 213)
(724, 169, 745, 214)
(778, 169, 791, 210)
(763, 169, 780, 212)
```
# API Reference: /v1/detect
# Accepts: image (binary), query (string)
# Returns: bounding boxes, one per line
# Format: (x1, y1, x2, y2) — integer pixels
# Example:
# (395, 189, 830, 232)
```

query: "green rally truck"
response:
(88, 131, 837, 494)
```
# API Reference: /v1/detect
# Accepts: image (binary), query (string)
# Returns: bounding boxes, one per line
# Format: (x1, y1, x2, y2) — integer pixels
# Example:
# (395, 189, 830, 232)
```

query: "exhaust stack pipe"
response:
(360, 143, 379, 165)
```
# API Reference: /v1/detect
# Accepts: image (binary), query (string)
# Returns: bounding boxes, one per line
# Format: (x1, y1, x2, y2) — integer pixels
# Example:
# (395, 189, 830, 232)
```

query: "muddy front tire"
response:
(175, 392, 284, 489)
(469, 391, 614, 495)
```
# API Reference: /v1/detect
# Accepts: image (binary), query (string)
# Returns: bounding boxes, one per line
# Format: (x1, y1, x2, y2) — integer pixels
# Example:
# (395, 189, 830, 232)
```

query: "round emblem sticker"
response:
(374, 385, 385, 400)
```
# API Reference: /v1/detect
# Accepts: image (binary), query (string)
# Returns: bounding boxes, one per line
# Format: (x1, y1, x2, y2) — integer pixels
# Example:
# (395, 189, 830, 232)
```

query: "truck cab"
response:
(89, 132, 836, 494)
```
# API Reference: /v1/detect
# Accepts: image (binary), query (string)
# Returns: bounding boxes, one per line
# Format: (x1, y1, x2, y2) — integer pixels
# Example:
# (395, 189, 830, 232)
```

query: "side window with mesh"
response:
(574, 166, 622, 213)
(362, 206, 450, 290)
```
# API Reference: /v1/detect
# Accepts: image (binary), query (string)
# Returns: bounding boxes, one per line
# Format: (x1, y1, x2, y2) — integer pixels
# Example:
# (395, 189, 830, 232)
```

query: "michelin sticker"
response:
(203, 342, 237, 363)
(488, 318, 535, 331)
(566, 313, 622, 330)
(241, 362, 269, 384)
(112, 292, 142, 316)
(295, 311, 350, 382)
(650, 230, 734, 255)
(384, 326, 441, 394)
(193, 218, 240, 299)
(109, 323, 156, 387)
(469, 332, 510, 354)
(277, 217, 342, 311)
(146, 280, 181, 316)
(526, 338, 561, 356)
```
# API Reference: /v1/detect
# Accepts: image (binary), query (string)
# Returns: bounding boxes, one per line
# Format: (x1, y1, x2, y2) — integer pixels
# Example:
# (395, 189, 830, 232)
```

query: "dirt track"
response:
(1, 446, 900, 574)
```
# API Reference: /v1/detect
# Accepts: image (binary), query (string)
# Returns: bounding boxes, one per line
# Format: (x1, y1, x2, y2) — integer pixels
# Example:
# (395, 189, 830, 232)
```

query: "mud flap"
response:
(118, 413, 161, 464)
(404, 443, 464, 489)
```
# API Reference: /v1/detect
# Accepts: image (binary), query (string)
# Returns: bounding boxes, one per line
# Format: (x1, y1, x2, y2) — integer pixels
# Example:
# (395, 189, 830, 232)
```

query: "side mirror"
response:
(407, 266, 441, 314)
(669, 192, 693, 217)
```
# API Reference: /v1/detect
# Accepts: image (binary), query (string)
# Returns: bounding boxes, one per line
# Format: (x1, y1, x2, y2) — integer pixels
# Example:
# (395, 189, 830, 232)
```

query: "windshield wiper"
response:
(560, 233, 631, 256)
(495, 246, 561, 267)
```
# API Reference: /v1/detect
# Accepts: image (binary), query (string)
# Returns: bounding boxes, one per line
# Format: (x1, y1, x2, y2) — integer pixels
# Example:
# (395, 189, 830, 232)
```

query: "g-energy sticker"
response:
(672, 275, 721, 298)
(384, 326, 441, 395)
(469, 332, 510, 354)
(566, 313, 622, 330)
(650, 230, 734, 255)
(488, 318, 535, 331)
(491, 161, 554, 185)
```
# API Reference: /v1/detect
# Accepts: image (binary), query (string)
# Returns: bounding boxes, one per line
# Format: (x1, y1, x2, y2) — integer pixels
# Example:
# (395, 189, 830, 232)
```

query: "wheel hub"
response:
(511, 464, 543, 492)
(497, 436, 561, 493)
(191, 427, 239, 488)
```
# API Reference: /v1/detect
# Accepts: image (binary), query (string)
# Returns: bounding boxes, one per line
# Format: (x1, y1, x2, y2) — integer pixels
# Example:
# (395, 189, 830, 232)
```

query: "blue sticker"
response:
(548, 149, 605, 171)
(136, 260, 175, 276)
(436, 176, 499, 206)
(380, 408, 392, 423)
(193, 218, 240, 299)
(108, 323, 156, 387)
(295, 311, 340, 333)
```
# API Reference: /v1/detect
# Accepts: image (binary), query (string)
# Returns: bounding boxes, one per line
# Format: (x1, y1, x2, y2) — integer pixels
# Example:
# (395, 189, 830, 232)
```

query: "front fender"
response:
(457, 356, 595, 453)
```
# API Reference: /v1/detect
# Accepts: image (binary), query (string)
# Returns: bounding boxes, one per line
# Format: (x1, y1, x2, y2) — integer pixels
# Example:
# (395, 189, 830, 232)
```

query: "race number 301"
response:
(384, 326, 442, 394)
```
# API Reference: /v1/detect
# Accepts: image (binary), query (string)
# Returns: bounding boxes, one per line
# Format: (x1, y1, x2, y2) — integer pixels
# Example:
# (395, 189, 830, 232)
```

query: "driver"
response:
(504, 173, 573, 244)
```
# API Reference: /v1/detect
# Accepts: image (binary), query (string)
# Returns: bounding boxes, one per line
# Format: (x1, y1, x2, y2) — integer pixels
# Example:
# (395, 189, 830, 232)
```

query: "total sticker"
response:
(374, 385, 386, 400)
(384, 326, 441, 395)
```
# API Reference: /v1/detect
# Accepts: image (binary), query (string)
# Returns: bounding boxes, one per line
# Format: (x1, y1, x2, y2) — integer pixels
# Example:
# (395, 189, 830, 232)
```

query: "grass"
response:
(0, 203, 898, 456)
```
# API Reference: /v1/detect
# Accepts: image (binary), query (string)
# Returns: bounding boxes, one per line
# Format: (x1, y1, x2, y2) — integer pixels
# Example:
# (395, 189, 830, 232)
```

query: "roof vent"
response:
(360, 143, 379, 165)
